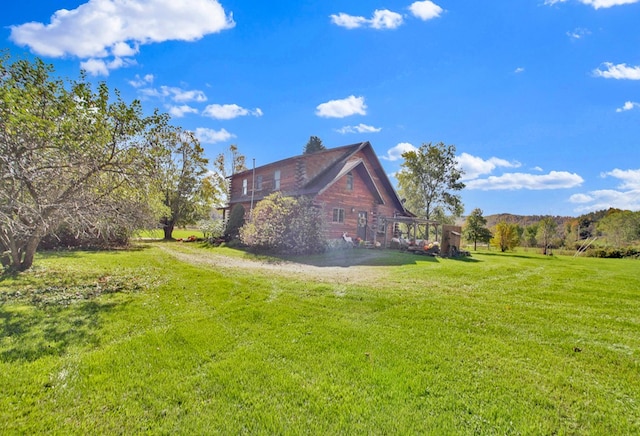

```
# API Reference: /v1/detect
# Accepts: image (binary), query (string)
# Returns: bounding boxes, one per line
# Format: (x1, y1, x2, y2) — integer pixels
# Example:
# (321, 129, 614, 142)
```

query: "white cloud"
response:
(129, 74, 154, 88)
(616, 101, 640, 112)
(569, 167, 640, 212)
(139, 85, 207, 103)
(202, 104, 263, 120)
(79, 59, 110, 76)
(330, 9, 403, 30)
(194, 127, 235, 144)
(330, 13, 368, 29)
(593, 63, 640, 80)
(568, 193, 594, 203)
(316, 95, 367, 118)
(603, 168, 640, 189)
(581, 0, 639, 8)
(409, 1, 443, 20)
(336, 123, 382, 134)
(381, 142, 418, 161)
(370, 10, 404, 29)
(112, 41, 139, 57)
(514, 67, 525, 74)
(169, 88, 208, 103)
(465, 171, 584, 191)
(9, 0, 235, 75)
(545, 0, 639, 8)
(80, 57, 135, 76)
(532, 166, 544, 172)
(457, 153, 521, 180)
(168, 105, 198, 118)
(569, 189, 640, 212)
(567, 28, 591, 39)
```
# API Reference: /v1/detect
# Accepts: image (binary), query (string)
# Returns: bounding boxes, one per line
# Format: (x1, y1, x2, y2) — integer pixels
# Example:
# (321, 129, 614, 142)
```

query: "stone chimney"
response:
(295, 158, 307, 189)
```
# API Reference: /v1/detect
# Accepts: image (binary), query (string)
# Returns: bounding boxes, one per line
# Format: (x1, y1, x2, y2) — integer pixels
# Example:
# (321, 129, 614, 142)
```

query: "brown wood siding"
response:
(228, 143, 408, 244)
(316, 167, 379, 240)
(229, 161, 299, 205)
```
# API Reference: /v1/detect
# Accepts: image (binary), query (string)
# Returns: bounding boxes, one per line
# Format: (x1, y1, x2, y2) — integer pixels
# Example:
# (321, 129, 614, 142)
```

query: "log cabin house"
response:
(226, 141, 413, 245)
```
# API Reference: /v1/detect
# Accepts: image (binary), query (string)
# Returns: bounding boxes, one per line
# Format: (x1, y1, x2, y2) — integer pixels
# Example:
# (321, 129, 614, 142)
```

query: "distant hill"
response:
(458, 209, 619, 231)
(457, 209, 617, 241)
(484, 214, 573, 229)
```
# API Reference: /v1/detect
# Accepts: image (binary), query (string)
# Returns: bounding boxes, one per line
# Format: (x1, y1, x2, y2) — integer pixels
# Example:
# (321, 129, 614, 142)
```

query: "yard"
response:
(1, 243, 638, 434)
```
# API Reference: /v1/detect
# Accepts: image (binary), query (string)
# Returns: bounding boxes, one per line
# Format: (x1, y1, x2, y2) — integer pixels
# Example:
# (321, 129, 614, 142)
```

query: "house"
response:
(227, 141, 412, 243)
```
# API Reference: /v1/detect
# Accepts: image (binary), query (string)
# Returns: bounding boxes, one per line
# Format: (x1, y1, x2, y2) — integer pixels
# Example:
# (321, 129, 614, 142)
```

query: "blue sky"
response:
(3, 0, 640, 216)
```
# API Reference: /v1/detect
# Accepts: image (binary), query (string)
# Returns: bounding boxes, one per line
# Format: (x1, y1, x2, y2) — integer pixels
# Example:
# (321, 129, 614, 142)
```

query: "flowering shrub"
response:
(240, 193, 326, 254)
(199, 219, 225, 243)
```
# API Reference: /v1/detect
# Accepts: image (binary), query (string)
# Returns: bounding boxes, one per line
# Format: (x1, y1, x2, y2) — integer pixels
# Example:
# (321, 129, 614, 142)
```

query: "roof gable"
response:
(229, 141, 409, 215)
(315, 158, 385, 204)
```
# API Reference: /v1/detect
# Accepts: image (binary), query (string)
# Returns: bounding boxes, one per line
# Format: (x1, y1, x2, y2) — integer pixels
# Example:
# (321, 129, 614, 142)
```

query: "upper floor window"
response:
(346, 172, 354, 191)
(242, 179, 248, 196)
(256, 175, 263, 191)
(274, 170, 281, 190)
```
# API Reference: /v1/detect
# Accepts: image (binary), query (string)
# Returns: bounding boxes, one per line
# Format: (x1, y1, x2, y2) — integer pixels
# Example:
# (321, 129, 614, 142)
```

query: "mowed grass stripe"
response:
(1, 244, 638, 434)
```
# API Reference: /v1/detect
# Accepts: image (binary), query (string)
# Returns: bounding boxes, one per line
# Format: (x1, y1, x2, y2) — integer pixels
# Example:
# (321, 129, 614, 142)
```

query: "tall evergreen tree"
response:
(303, 136, 325, 154)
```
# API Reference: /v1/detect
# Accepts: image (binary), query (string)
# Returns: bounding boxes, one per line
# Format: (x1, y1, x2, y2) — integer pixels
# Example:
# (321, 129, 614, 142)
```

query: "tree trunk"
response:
(19, 236, 42, 271)
(163, 222, 175, 240)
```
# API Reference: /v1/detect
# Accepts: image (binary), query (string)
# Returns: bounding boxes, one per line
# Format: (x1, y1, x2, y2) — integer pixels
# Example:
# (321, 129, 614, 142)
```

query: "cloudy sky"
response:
(3, 0, 640, 216)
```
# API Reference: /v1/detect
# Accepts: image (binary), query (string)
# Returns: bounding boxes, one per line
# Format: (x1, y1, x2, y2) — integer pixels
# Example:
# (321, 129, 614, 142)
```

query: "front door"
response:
(357, 211, 368, 241)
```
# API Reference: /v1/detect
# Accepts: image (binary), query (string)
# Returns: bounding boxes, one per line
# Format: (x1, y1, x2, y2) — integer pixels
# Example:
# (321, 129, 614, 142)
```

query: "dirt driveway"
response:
(156, 244, 390, 285)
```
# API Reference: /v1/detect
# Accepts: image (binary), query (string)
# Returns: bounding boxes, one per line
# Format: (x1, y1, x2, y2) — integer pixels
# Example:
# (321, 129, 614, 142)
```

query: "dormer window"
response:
(346, 172, 354, 191)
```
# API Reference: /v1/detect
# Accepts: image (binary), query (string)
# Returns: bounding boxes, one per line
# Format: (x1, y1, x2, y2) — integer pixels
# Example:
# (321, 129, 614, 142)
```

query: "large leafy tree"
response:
(524, 223, 539, 248)
(463, 208, 492, 250)
(536, 216, 558, 255)
(150, 127, 211, 240)
(397, 142, 465, 237)
(491, 221, 521, 252)
(397, 142, 465, 218)
(0, 54, 163, 271)
(598, 209, 640, 247)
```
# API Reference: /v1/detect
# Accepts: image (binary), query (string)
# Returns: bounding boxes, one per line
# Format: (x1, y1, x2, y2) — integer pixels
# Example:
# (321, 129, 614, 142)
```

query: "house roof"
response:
(314, 158, 385, 205)
(231, 141, 410, 215)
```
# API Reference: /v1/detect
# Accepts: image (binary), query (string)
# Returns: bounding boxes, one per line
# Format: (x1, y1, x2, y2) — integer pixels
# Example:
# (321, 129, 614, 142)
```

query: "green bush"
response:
(39, 223, 130, 250)
(588, 246, 639, 258)
(240, 193, 326, 254)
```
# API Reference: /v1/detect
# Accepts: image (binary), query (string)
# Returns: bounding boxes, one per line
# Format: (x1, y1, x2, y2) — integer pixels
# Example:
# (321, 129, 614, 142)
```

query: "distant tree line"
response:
(462, 208, 640, 257)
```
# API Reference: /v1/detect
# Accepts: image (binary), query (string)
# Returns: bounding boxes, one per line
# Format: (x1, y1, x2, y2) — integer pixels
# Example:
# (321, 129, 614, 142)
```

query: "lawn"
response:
(133, 228, 204, 240)
(1, 244, 638, 434)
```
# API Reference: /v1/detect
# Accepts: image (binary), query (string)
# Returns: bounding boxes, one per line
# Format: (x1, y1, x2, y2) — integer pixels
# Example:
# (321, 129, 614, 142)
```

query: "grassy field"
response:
(133, 228, 205, 240)
(1, 244, 638, 434)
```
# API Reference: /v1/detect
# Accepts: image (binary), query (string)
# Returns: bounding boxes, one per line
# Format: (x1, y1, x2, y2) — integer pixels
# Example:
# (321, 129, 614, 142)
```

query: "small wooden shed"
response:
(441, 225, 462, 256)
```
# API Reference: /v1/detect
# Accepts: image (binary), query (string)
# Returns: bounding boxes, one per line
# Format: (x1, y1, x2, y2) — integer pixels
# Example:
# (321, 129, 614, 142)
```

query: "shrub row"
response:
(587, 246, 640, 258)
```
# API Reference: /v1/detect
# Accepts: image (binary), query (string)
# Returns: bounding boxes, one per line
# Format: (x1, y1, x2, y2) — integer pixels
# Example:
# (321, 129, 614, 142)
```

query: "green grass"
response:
(133, 228, 204, 240)
(1, 245, 639, 434)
